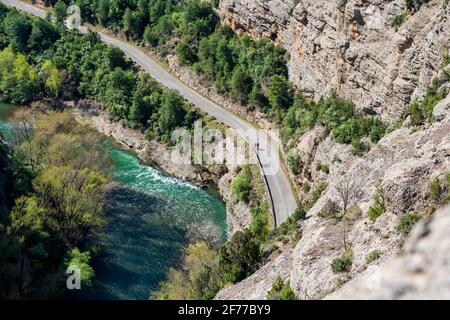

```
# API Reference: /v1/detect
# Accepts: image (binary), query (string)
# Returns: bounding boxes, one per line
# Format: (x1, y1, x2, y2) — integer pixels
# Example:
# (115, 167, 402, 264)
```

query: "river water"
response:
(0, 102, 227, 300)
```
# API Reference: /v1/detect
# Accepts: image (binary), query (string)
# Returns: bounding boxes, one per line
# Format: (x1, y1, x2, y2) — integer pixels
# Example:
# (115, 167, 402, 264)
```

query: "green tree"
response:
(28, 19, 60, 52)
(219, 229, 262, 283)
(53, 0, 68, 24)
(250, 204, 270, 241)
(122, 8, 134, 39)
(230, 67, 253, 104)
(96, 0, 109, 26)
(268, 75, 292, 110)
(0, 48, 37, 104)
(32, 166, 107, 248)
(331, 250, 353, 273)
(153, 90, 187, 141)
(40, 60, 62, 97)
(63, 248, 95, 288)
(129, 74, 162, 125)
(2, 12, 32, 52)
(106, 46, 127, 69)
(230, 166, 252, 203)
(176, 40, 197, 65)
(267, 277, 297, 300)
(153, 241, 222, 300)
(368, 180, 386, 222)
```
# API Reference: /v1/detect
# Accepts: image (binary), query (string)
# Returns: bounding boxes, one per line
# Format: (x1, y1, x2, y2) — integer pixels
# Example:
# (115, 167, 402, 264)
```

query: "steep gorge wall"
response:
(215, 0, 450, 299)
(216, 85, 450, 300)
(219, 0, 450, 122)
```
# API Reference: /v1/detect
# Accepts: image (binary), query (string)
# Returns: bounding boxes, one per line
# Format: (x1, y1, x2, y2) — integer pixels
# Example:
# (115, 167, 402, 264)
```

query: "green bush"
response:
(429, 177, 443, 202)
(402, 68, 449, 127)
(332, 154, 342, 164)
(250, 203, 270, 241)
(443, 54, 450, 68)
(397, 212, 421, 235)
(428, 175, 449, 204)
(266, 203, 305, 242)
(368, 180, 385, 222)
(287, 149, 303, 175)
(220, 229, 262, 284)
(366, 250, 380, 264)
(316, 162, 330, 174)
(303, 181, 311, 193)
(292, 203, 307, 221)
(391, 12, 407, 28)
(175, 40, 197, 65)
(267, 277, 297, 300)
(63, 248, 95, 288)
(351, 139, 371, 156)
(447, 173, 450, 202)
(318, 199, 341, 219)
(331, 250, 353, 273)
(230, 166, 252, 203)
(282, 93, 386, 147)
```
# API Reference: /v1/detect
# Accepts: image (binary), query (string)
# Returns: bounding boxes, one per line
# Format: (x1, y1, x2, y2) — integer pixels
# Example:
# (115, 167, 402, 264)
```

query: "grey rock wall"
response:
(219, 0, 450, 123)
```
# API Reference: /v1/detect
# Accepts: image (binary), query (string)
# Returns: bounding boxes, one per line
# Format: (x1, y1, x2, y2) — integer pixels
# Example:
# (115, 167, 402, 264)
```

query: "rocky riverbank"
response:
(72, 100, 254, 234)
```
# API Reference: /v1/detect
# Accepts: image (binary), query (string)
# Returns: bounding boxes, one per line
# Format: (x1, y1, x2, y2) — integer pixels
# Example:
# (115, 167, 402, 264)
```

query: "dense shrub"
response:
(250, 203, 270, 241)
(368, 180, 386, 222)
(397, 212, 421, 235)
(403, 67, 449, 127)
(152, 241, 222, 300)
(318, 199, 341, 219)
(287, 148, 303, 175)
(428, 175, 449, 204)
(429, 177, 443, 202)
(310, 181, 328, 209)
(230, 166, 252, 203)
(63, 248, 95, 288)
(316, 162, 330, 174)
(267, 277, 297, 300)
(443, 54, 450, 68)
(266, 203, 305, 242)
(283, 93, 386, 150)
(219, 229, 262, 284)
(351, 139, 371, 156)
(366, 250, 380, 264)
(391, 12, 407, 28)
(331, 250, 353, 273)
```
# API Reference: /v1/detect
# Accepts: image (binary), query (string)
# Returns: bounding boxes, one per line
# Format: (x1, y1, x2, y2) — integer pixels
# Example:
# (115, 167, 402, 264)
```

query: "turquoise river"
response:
(0, 102, 228, 300)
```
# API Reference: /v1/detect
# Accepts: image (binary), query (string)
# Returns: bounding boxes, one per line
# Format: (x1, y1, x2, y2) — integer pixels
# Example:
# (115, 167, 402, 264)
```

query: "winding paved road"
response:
(1, 0, 297, 226)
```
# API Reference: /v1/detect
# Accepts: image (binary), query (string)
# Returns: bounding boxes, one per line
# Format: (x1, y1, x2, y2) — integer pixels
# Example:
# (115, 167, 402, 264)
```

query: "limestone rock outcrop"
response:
(215, 91, 450, 300)
(327, 205, 450, 300)
(219, 0, 450, 122)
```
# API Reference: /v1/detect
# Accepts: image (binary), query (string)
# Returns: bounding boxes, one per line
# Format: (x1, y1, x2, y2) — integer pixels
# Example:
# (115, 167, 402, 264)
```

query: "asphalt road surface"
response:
(1, 0, 297, 226)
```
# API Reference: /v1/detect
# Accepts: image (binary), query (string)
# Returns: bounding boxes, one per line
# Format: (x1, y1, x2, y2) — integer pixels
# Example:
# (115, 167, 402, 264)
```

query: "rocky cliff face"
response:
(327, 205, 450, 300)
(219, 0, 450, 122)
(213, 0, 450, 300)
